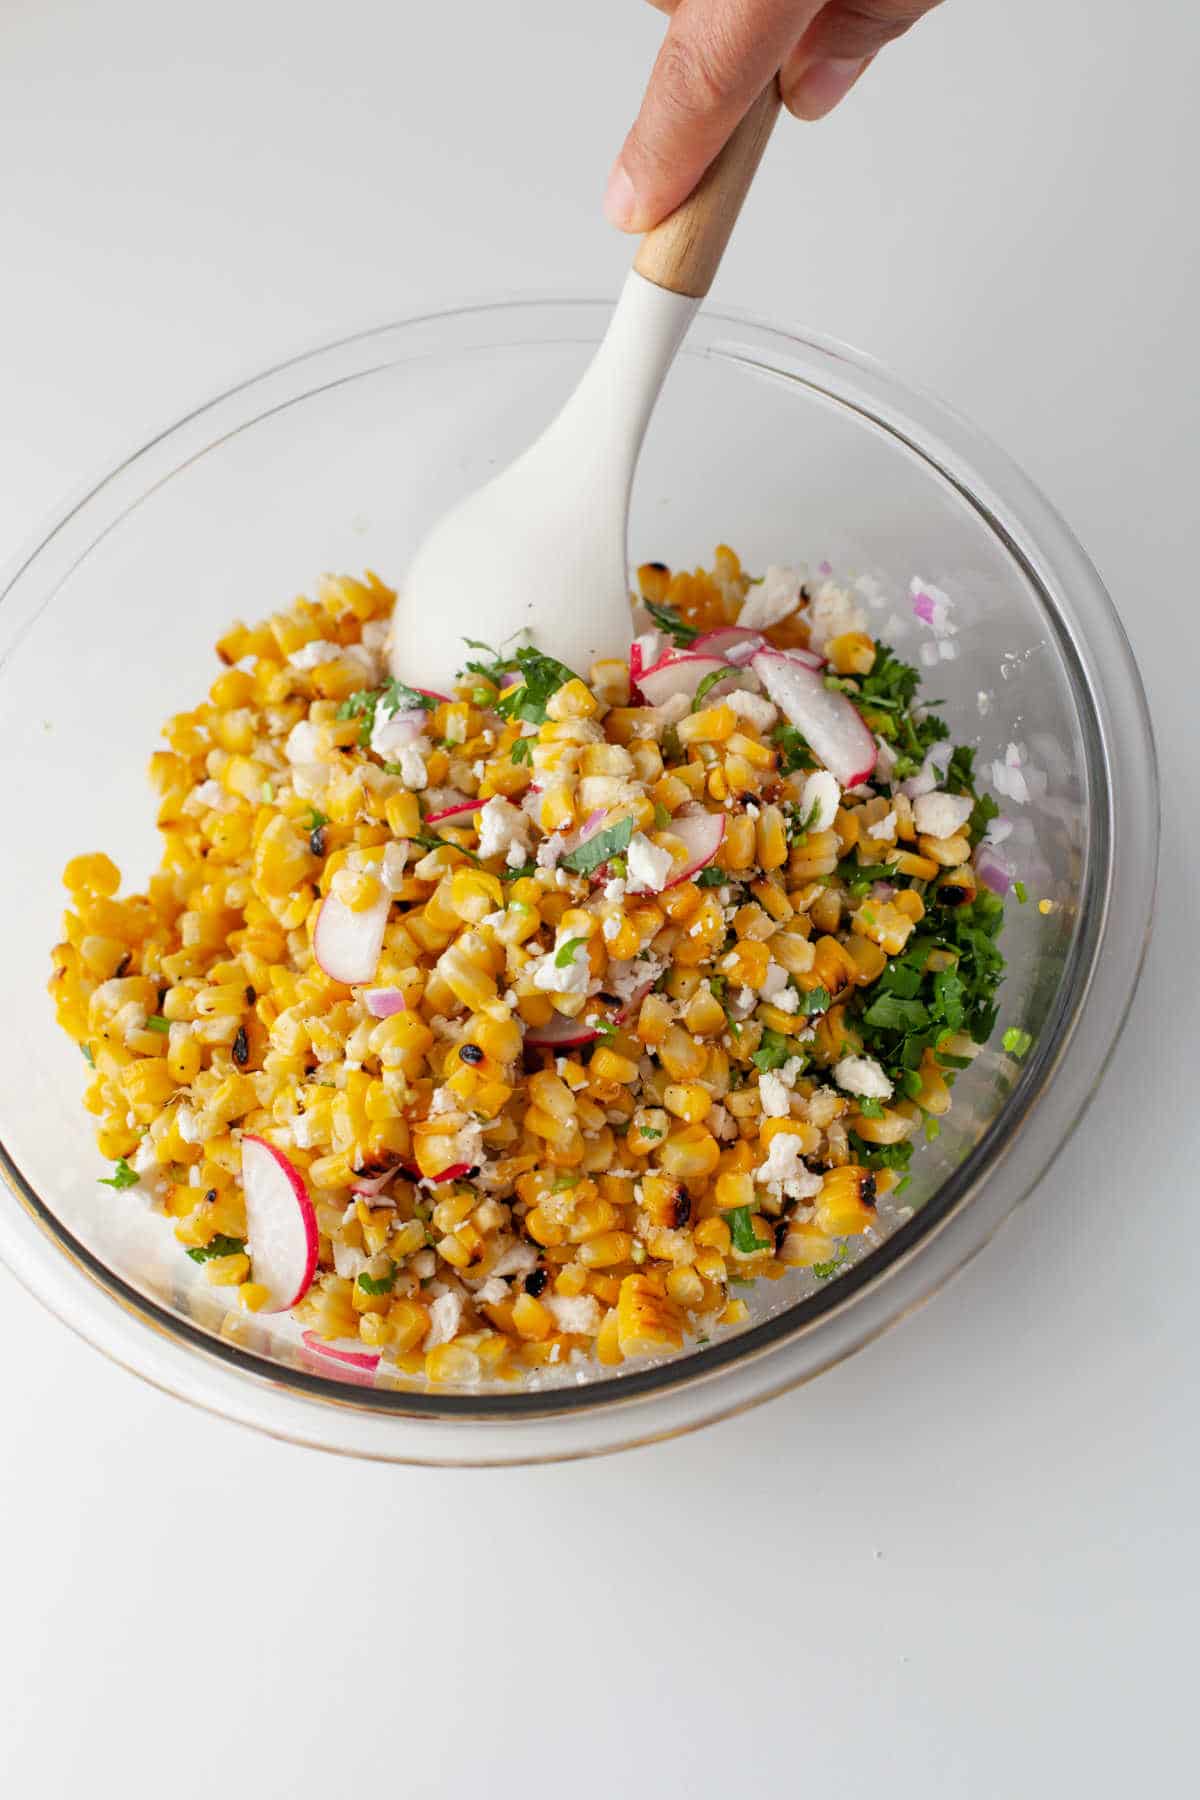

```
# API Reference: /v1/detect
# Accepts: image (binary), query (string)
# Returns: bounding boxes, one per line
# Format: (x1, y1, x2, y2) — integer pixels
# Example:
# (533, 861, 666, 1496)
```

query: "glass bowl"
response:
(0, 299, 1157, 1464)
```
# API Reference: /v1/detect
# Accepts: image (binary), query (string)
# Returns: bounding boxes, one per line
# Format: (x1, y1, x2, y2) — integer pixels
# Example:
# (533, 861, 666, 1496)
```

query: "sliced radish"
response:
(614, 979, 656, 1024)
(300, 1331, 381, 1385)
(637, 653, 745, 708)
(751, 651, 876, 787)
(424, 798, 483, 826)
(525, 1013, 601, 1049)
(313, 887, 390, 985)
(776, 644, 825, 670)
(349, 1164, 398, 1197)
(241, 1134, 319, 1312)
(628, 631, 663, 700)
(416, 686, 453, 704)
(689, 626, 766, 664)
(661, 810, 726, 888)
(399, 1159, 474, 1184)
(361, 986, 407, 1018)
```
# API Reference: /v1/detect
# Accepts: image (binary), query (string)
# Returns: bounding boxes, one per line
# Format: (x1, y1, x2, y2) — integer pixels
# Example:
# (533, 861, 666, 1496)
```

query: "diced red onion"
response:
(975, 846, 1014, 895)
(870, 881, 896, 902)
(912, 591, 936, 624)
(362, 987, 407, 1018)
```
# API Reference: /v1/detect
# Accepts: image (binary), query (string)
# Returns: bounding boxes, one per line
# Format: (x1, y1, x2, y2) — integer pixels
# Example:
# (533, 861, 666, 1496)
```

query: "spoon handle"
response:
(633, 82, 782, 300)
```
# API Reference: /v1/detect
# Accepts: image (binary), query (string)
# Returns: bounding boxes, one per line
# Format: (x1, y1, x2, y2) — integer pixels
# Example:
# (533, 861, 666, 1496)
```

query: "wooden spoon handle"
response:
(634, 82, 781, 300)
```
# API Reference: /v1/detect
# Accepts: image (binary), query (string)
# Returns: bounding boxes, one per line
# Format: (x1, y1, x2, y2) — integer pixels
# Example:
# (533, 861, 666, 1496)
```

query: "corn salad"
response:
(48, 549, 1008, 1387)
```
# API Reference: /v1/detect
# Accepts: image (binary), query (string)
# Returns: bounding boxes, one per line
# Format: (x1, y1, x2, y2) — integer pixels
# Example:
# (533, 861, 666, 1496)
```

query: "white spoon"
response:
(390, 84, 780, 691)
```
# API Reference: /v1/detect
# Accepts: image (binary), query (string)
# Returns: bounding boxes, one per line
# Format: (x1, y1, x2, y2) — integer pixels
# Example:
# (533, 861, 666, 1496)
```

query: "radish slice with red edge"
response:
(637, 654, 745, 708)
(689, 626, 766, 664)
(524, 1013, 601, 1049)
(399, 1159, 474, 1184)
(349, 1164, 397, 1197)
(312, 887, 390, 985)
(300, 1332, 381, 1385)
(415, 687, 452, 704)
(241, 1134, 319, 1311)
(751, 651, 876, 787)
(628, 631, 663, 700)
(361, 987, 407, 1018)
(423, 798, 483, 825)
(661, 810, 726, 888)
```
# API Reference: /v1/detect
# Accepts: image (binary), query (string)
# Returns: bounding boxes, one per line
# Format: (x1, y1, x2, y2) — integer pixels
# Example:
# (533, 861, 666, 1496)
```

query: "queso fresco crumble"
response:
(49, 547, 1016, 1387)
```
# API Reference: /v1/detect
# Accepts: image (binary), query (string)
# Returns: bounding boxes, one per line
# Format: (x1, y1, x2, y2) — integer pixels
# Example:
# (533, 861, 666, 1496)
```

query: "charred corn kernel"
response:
(665, 1265, 704, 1309)
(658, 1025, 708, 1082)
(892, 887, 924, 923)
(851, 899, 915, 956)
(664, 1082, 711, 1124)
(694, 1216, 732, 1255)
(728, 731, 775, 771)
(755, 805, 788, 871)
(913, 1050, 952, 1116)
(677, 703, 735, 746)
(545, 676, 598, 721)
(844, 934, 888, 984)
(715, 1170, 756, 1211)
(238, 1282, 271, 1311)
(770, 931, 816, 977)
(760, 1117, 821, 1156)
(828, 631, 875, 675)
(512, 1292, 555, 1339)
(425, 1343, 481, 1384)
(578, 1231, 634, 1267)
(387, 1299, 431, 1354)
(814, 1164, 877, 1236)
(596, 1306, 624, 1364)
(384, 791, 422, 838)
(658, 1125, 720, 1181)
(64, 853, 122, 898)
(590, 659, 630, 707)
(778, 1223, 839, 1267)
(892, 849, 938, 880)
(719, 1297, 749, 1326)
(616, 1273, 684, 1356)
(589, 1046, 640, 1085)
(637, 561, 671, 604)
(449, 866, 504, 923)
(789, 829, 841, 880)
(204, 1252, 250, 1286)
(718, 813, 756, 870)
(853, 1106, 914, 1145)
(683, 988, 726, 1036)
(918, 832, 971, 867)
(719, 938, 770, 989)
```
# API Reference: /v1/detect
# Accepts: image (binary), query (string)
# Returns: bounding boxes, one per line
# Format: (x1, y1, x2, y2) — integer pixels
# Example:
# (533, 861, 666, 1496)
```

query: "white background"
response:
(2, 2, 1197, 1794)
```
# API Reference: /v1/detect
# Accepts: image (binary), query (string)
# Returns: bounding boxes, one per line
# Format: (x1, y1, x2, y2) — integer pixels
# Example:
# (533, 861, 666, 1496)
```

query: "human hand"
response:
(606, 0, 944, 230)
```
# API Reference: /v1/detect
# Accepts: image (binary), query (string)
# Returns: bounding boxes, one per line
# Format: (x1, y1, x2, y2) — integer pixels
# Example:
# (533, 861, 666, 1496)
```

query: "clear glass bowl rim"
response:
(0, 296, 1159, 1464)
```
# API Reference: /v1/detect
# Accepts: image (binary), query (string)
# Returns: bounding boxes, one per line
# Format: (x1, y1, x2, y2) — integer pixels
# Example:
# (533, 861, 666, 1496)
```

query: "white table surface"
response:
(2, 3, 1196, 1793)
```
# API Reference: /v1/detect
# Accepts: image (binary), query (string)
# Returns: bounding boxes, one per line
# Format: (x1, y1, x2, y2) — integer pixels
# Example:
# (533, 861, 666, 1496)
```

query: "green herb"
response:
(1013, 880, 1028, 904)
(811, 1243, 851, 1280)
(472, 686, 493, 706)
(799, 985, 831, 1017)
(559, 815, 634, 876)
(969, 791, 1000, 843)
(551, 1173, 579, 1192)
(554, 936, 587, 969)
(653, 800, 672, 829)
(862, 993, 931, 1033)
(586, 1014, 617, 1038)
(306, 806, 330, 831)
(510, 735, 534, 766)
(727, 1206, 771, 1255)
(751, 1028, 790, 1073)
(696, 867, 727, 888)
(643, 599, 698, 646)
(1002, 1027, 1033, 1058)
(495, 646, 582, 726)
(857, 642, 950, 762)
(772, 722, 815, 776)
(338, 677, 436, 747)
(856, 1096, 886, 1118)
(186, 1233, 247, 1264)
(639, 1126, 664, 1142)
(80, 1043, 95, 1067)
(608, 854, 628, 881)
(410, 831, 481, 864)
(356, 1260, 397, 1296)
(501, 862, 536, 882)
(143, 1015, 171, 1036)
(923, 1116, 941, 1141)
(459, 635, 517, 687)
(847, 1133, 914, 1174)
(99, 1158, 140, 1191)
(691, 668, 728, 711)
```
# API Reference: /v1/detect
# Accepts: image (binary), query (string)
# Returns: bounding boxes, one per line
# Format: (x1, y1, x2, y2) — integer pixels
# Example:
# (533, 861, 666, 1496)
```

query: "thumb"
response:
(606, 0, 818, 233)
(781, 0, 944, 121)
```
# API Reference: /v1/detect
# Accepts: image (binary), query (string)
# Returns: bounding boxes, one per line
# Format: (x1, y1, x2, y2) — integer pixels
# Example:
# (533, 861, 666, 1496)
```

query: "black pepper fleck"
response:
(458, 1043, 484, 1064)
(524, 1268, 549, 1297)
(232, 1025, 249, 1066)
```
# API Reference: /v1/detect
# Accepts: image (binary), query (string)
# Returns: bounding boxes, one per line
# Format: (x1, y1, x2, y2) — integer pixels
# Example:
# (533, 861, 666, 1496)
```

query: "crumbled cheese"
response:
(424, 1291, 465, 1349)
(333, 1240, 369, 1279)
(770, 986, 800, 1014)
(477, 795, 531, 864)
(756, 1134, 809, 1186)
(806, 580, 867, 651)
(833, 1054, 893, 1100)
(532, 931, 592, 996)
(130, 1137, 157, 1177)
(757, 1072, 791, 1117)
(545, 1293, 601, 1335)
(381, 840, 409, 891)
(471, 1276, 510, 1307)
(284, 720, 329, 766)
(782, 1167, 825, 1203)
(174, 1106, 204, 1145)
(489, 1240, 539, 1278)
(384, 739, 429, 789)
(626, 832, 675, 895)
(536, 831, 566, 871)
(799, 769, 840, 832)
(760, 962, 790, 1002)
(603, 877, 627, 904)
(739, 564, 801, 631)
(606, 955, 665, 1003)
(725, 688, 778, 732)
(291, 1111, 322, 1149)
(780, 1056, 806, 1087)
(602, 915, 621, 942)
(873, 738, 898, 785)
(287, 638, 344, 670)
(913, 791, 973, 839)
(867, 811, 897, 841)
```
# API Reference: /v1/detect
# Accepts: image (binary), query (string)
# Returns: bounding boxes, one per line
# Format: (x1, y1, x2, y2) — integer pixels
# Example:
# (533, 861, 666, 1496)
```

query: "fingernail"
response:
(603, 160, 637, 231)
(787, 56, 868, 122)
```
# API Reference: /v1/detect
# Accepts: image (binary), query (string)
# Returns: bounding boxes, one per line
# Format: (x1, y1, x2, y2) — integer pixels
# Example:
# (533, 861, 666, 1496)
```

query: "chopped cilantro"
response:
(727, 1206, 771, 1254)
(559, 815, 634, 876)
(643, 598, 698, 646)
(653, 800, 672, 829)
(306, 806, 329, 831)
(501, 862, 536, 882)
(847, 1133, 914, 1174)
(856, 1096, 886, 1118)
(554, 935, 587, 969)
(99, 1158, 139, 1191)
(1002, 1027, 1033, 1058)
(144, 1015, 171, 1035)
(696, 866, 727, 888)
(811, 1243, 851, 1280)
(751, 1028, 790, 1073)
(186, 1234, 247, 1264)
(799, 986, 831, 1017)
(356, 1260, 397, 1295)
(495, 646, 581, 726)
(551, 1173, 579, 1192)
(639, 1126, 664, 1142)
(1013, 880, 1028, 904)
(80, 1042, 95, 1067)
(772, 722, 815, 776)
(510, 735, 534, 766)
(458, 635, 517, 687)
